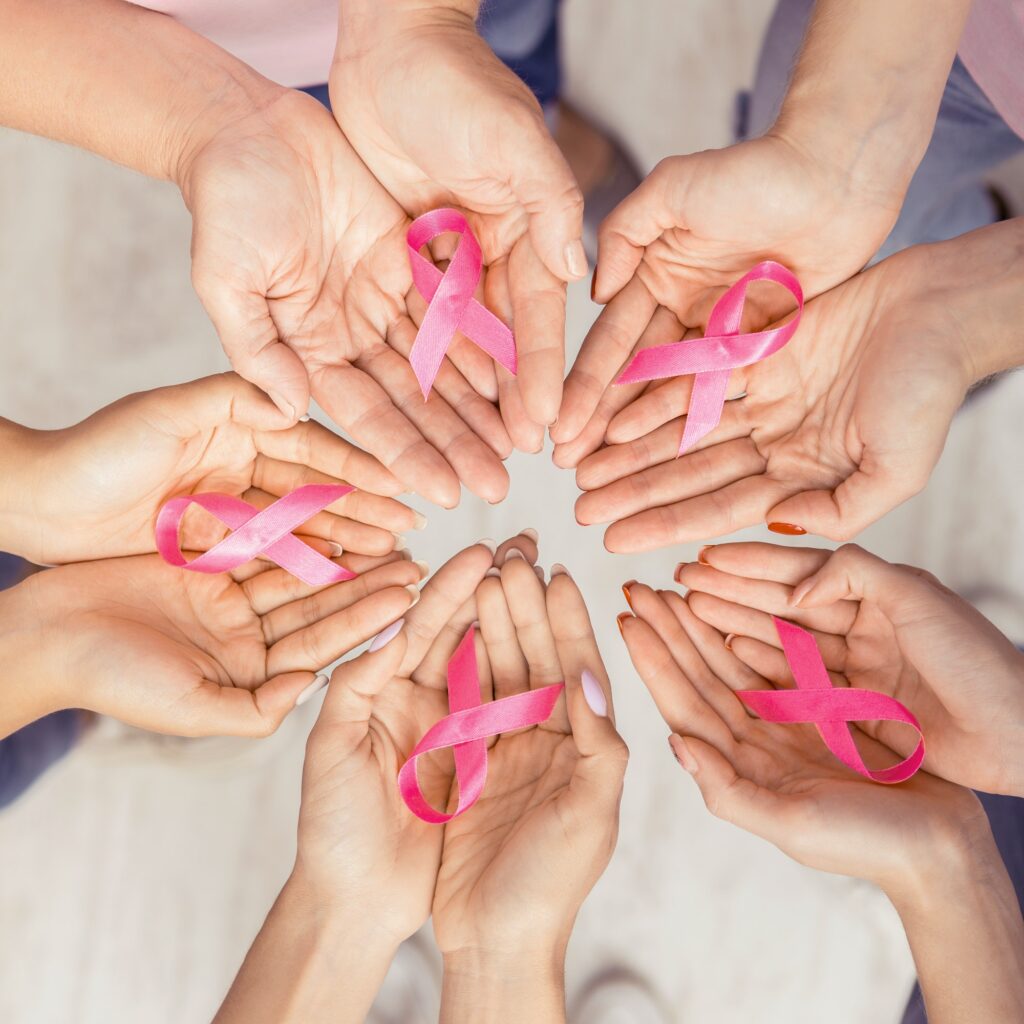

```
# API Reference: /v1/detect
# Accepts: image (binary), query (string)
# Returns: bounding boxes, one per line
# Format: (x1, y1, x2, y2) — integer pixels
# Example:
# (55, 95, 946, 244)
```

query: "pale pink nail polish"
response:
(581, 669, 608, 716)
(369, 619, 404, 652)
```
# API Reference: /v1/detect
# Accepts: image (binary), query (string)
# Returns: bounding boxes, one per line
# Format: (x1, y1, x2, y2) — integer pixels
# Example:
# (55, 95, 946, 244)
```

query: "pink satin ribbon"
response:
(399, 625, 564, 823)
(155, 483, 356, 586)
(738, 617, 925, 784)
(616, 261, 804, 456)
(407, 208, 517, 398)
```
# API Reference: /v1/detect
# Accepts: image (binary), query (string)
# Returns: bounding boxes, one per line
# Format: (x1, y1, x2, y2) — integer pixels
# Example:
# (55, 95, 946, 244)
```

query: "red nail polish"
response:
(767, 522, 807, 536)
(697, 545, 714, 565)
(622, 580, 637, 610)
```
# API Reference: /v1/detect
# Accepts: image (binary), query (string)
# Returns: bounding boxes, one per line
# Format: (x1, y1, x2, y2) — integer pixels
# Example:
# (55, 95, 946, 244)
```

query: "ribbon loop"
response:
(407, 208, 517, 398)
(399, 625, 563, 823)
(155, 483, 356, 586)
(738, 617, 925, 784)
(616, 261, 804, 456)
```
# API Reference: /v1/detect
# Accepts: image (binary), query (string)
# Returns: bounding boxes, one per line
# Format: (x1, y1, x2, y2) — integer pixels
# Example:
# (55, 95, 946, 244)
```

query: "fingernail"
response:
(404, 584, 421, 607)
(564, 239, 588, 279)
(724, 633, 736, 651)
(268, 390, 297, 421)
(412, 511, 428, 531)
(328, 542, 344, 557)
(485, 567, 501, 578)
(369, 618, 404, 652)
(698, 545, 714, 566)
(581, 669, 608, 716)
(767, 522, 807, 536)
(551, 563, 570, 577)
(791, 578, 815, 606)
(413, 560, 430, 578)
(616, 611, 632, 638)
(589, 274, 597, 302)
(622, 580, 637, 611)
(295, 673, 328, 707)
(478, 538, 497, 554)
(299, 414, 311, 423)
(504, 547, 525, 561)
(521, 527, 539, 542)
(534, 565, 546, 582)
(669, 734, 698, 774)
(673, 563, 687, 585)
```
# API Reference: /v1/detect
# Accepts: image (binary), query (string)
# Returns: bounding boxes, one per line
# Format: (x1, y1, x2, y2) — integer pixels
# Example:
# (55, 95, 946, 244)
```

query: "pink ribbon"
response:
(738, 617, 925, 784)
(407, 208, 517, 398)
(155, 484, 356, 586)
(399, 625, 564, 823)
(616, 261, 803, 456)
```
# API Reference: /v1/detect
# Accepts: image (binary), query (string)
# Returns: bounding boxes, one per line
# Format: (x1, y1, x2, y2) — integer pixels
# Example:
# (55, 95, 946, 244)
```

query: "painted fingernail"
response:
(589, 274, 597, 302)
(581, 669, 608, 716)
(484, 566, 501, 578)
(565, 239, 588, 279)
(521, 527, 539, 542)
(724, 633, 736, 651)
(669, 734, 698, 774)
(534, 564, 545, 582)
(411, 511, 428, 531)
(622, 580, 637, 611)
(551, 563, 570, 577)
(478, 538, 497, 554)
(295, 673, 328, 707)
(413, 560, 430, 578)
(504, 547, 525, 561)
(404, 584, 421, 607)
(369, 618, 404, 652)
(673, 563, 688, 585)
(698, 545, 714, 566)
(616, 611, 632, 638)
(299, 414, 311, 423)
(767, 522, 807, 536)
(328, 542, 344, 557)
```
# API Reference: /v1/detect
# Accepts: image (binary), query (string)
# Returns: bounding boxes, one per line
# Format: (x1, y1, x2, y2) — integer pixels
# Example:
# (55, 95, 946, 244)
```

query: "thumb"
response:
(789, 543, 916, 610)
(566, 668, 629, 805)
(194, 275, 310, 423)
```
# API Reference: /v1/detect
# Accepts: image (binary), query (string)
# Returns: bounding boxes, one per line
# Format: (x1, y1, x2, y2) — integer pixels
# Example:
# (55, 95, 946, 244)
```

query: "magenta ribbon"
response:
(738, 617, 925, 784)
(407, 208, 517, 398)
(616, 261, 804, 456)
(399, 625, 564, 823)
(155, 483, 356, 586)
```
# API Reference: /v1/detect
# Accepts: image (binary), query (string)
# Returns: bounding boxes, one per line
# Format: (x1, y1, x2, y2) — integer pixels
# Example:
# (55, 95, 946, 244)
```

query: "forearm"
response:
(0, 0, 281, 182)
(887, 816, 1024, 1024)
(440, 946, 567, 1024)
(774, 0, 970, 204)
(215, 869, 399, 1024)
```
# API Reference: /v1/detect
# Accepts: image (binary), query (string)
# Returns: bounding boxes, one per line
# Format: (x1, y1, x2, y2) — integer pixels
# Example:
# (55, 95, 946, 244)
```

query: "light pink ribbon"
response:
(738, 617, 925, 784)
(155, 484, 356, 586)
(399, 625, 564, 823)
(407, 208, 517, 398)
(616, 261, 804, 456)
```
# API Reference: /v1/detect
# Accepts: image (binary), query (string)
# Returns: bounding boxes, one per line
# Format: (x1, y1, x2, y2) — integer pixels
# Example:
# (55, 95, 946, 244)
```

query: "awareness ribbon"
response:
(616, 261, 804, 456)
(155, 483, 356, 586)
(399, 625, 564, 823)
(407, 208, 517, 398)
(738, 617, 925, 784)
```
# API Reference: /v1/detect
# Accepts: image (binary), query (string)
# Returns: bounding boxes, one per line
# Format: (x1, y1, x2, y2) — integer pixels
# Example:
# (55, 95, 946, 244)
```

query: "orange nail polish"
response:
(673, 563, 688, 584)
(622, 580, 637, 610)
(616, 611, 632, 637)
(590, 274, 597, 302)
(767, 522, 807, 536)
(724, 632, 736, 651)
(698, 545, 714, 566)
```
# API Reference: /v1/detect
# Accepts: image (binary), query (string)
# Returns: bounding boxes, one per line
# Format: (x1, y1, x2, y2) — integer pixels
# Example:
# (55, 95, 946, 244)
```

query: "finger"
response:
(551, 277, 657, 445)
(192, 278, 308, 421)
(602, 474, 794, 552)
(356, 343, 511, 505)
(693, 542, 832, 586)
(787, 543, 924, 611)
(493, 531, 540, 567)
(477, 573, 529, 699)
(254, 417, 404, 497)
(508, 236, 567, 427)
(415, 593, 483, 686)
(166, 372, 295, 435)
(260, 559, 425, 644)
(310, 361, 461, 509)
(576, 435, 765, 525)
(726, 634, 845, 692)
(267, 584, 416, 674)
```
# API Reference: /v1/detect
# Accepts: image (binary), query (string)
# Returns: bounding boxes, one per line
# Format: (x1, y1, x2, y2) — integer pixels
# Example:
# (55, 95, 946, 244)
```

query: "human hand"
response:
(675, 542, 1024, 797)
(0, 548, 423, 738)
(0, 373, 422, 565)
(176, 89, 512, 506)
(333, 2, 585, 444)
(553, 133, 900, 450)
(432, 558, 627, 1021)
(570, 238, 976, 548)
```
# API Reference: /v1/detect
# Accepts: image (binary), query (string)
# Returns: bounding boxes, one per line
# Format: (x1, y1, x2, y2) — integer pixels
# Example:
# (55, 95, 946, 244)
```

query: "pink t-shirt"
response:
(138, 0, 337, 88)
(958, 0, 1024, 140)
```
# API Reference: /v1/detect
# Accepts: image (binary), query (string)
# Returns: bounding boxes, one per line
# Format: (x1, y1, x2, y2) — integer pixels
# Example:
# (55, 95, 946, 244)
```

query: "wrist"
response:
(0, 419, 47, 559)
(337, 0, 479, 60)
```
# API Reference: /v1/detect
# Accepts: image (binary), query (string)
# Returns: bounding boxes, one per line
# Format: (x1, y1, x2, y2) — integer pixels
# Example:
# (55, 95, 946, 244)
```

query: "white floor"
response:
(2, 2, 1023, 1022)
